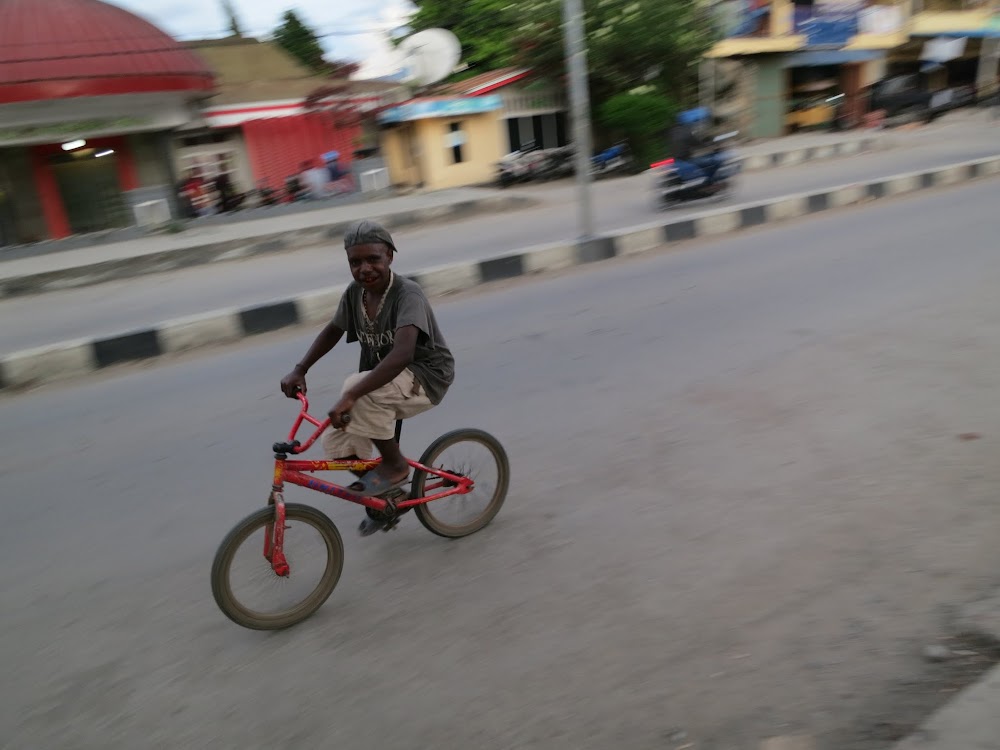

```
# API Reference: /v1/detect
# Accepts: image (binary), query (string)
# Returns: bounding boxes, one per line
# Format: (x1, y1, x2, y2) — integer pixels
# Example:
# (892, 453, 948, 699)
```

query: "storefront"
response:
(178, 36, 402, 199)
(0, 2, 407, 246)
(378, 96, 505, 190)
(433, 68, 569, 154)
(0, 0, 214, 245)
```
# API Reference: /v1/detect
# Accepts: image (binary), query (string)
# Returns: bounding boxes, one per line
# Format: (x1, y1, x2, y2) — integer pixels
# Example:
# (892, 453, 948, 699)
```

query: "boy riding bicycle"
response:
(280, 220, 455, 536)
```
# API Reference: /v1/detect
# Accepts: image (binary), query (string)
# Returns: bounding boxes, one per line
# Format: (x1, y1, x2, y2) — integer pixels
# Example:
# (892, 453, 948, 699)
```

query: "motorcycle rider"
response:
(671, 108, 722, 184)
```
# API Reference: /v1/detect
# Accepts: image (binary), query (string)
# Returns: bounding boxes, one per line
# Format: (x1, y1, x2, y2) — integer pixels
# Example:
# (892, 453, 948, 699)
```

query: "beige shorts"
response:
(322, 368, 434, 459)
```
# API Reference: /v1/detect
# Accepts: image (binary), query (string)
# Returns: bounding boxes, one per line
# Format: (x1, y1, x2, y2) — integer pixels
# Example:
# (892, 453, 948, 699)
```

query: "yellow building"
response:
(378, 96, 505, 191)
(707, 0, 1000, 137)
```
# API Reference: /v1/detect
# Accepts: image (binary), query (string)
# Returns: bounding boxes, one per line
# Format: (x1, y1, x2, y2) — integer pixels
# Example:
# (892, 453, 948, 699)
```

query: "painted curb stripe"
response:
(93, 330, 161, 368)
(479, 255, 526, 283)
(807, 193, 830, 212)
(664, 219, 698, 243)
(240, 301, 300, 335)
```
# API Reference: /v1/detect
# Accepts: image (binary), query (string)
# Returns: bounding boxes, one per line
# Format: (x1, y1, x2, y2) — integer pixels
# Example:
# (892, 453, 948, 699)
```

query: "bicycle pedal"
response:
(382, 518, 401, 533)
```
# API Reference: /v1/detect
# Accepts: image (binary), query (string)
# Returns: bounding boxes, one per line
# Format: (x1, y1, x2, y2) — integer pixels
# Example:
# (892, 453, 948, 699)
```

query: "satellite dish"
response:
(397, 29, 461, 86)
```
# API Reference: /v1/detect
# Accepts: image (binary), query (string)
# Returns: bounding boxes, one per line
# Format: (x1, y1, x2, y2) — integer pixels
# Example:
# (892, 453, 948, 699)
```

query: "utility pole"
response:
(561, 0, 595, 240)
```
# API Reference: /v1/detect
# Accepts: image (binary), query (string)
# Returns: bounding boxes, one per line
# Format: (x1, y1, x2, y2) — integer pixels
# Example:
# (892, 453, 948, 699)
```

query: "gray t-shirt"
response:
(332, 276, 455, 405)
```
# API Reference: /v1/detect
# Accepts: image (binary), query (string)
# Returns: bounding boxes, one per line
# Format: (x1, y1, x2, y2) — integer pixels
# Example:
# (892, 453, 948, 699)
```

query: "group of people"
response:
(177, 158, 243, 219)
(287, 152, 355, 202)
(176, 151, 356, 219)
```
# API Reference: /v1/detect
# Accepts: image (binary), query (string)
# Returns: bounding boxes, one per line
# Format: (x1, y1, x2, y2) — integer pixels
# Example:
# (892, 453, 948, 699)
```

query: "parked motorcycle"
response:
(591, 141, 634, 177)
(651, 131, 741, 210)
(538, 146, 576, 181)
(497, 144, 576, 187)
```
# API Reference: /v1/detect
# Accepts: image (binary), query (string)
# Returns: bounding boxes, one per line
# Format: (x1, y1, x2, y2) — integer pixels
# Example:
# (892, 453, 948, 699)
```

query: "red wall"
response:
(240, 112, 360, 192)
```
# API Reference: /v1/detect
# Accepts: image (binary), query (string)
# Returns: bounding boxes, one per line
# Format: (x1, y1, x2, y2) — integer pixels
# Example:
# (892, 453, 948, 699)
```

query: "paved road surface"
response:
(2, 182, 1000, 749)
(0, 123, 997, 354)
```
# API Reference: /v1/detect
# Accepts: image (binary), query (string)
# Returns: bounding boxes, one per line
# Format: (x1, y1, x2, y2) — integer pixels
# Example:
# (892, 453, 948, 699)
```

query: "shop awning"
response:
(783, 49, 883, 67)
(910, 10, 1000, 38)
(378, 95, 503, 124)
(705, 36, 807, 58)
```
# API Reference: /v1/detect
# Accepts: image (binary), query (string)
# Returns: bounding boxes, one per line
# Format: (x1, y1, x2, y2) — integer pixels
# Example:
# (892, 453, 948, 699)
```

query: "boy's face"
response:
(346, 243, 393, 291)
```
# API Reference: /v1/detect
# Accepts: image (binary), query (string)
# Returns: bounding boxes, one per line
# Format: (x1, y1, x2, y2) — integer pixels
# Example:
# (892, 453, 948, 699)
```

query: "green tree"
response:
(407, 0, 523, 78)
(408, 0, 711, 147)
(221, 0, 244, 37)
(273, 10, 327, 74)
(598, 91, 677, 165)
(516, 0, 714, 107)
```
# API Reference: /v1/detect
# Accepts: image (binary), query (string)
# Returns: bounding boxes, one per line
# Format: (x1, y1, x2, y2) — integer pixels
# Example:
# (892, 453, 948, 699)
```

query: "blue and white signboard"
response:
(378, 95, 504, 124)
(795, 0, 862, 47)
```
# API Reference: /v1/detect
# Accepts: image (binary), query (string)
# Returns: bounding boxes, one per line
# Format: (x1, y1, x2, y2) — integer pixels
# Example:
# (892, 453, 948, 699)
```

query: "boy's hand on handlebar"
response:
(280, 367, 307, 398)
(328, 394, 355, 430)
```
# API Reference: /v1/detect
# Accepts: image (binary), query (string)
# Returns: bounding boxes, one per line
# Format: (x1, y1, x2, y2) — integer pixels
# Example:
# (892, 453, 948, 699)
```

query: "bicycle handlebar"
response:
(276, 392, 348, 455)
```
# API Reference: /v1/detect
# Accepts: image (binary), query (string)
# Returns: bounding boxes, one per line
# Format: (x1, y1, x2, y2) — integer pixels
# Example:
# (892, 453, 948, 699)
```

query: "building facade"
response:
(176, 37, 404, 198)
(0, 1, 405, 247)
(434, 68, 569, 154)
(0, 0, 214, 245)
(376, 68, 570, 191)
(707, 0, 1000, 137)
(378, 96, 506, 190)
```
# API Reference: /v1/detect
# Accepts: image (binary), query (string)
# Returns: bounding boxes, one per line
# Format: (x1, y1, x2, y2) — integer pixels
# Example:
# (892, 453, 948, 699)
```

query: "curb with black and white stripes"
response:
(2, 154, 997, 392)
(0, 194, 540, 299)
(737, 135, 884, 172)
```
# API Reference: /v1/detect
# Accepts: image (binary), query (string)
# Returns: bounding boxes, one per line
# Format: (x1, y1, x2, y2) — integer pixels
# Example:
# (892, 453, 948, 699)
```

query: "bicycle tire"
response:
(211, 503, 344, 630)
(411, 429, 510, 538)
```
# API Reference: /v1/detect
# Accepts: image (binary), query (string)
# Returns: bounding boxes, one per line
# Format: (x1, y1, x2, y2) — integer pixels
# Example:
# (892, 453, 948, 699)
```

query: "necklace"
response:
(361, 271, 394, 335)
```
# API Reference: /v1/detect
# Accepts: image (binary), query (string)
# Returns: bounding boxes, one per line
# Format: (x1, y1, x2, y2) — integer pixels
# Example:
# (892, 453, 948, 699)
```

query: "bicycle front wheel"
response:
(211, 503, 344, 630)
(411, 429, 510, 538)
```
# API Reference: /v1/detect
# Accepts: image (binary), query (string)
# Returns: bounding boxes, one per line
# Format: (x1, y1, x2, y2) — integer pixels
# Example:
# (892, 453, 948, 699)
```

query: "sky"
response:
(109, 0, 416, 78)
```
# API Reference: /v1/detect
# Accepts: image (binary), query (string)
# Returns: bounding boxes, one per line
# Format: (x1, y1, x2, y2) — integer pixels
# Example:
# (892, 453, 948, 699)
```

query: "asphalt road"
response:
(3, 181, 1000, 749)
(0, 120, 997, 354)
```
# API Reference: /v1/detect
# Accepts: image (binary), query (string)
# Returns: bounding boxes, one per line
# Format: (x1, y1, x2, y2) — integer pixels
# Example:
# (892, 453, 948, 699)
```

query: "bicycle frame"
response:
(263, 394, 474, 576)
(273, 457, 472, 513)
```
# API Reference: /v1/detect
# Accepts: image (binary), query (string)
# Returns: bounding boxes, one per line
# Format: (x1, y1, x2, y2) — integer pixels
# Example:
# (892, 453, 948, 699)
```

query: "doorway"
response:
(50, 153, 129, 234)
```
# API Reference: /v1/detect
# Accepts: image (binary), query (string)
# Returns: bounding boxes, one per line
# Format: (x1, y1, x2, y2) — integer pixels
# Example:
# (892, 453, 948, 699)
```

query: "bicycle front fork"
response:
(264, 491, 290, 577)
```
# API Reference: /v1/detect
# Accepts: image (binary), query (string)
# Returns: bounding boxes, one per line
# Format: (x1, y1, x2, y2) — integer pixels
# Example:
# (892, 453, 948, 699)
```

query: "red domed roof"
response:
(0, 0, 215, 105)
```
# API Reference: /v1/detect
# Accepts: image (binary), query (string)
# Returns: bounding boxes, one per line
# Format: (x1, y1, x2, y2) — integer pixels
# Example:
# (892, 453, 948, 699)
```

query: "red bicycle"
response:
(211, 393, 509, 630)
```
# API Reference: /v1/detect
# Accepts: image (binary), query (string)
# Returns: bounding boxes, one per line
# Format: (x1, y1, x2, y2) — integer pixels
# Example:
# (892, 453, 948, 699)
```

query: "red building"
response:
(0, 0, 216, 243)
(0, 0, 401, 246)
(177, 36, 400, 201)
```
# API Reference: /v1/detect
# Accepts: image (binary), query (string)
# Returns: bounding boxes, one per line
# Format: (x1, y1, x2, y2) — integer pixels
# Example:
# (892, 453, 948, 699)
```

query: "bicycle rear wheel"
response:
(411, 429, 510, 538)
(211, 503, 344, 630)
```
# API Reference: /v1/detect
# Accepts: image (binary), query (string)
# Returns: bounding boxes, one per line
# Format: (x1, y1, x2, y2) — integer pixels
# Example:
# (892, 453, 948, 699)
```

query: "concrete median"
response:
(2, 152, 997, 392)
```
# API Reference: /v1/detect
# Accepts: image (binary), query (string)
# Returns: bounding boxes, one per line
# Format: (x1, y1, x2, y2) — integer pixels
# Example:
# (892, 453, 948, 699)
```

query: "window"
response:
(507, 119, 519, 154)
(177, 150, 239, 181)
(447, 122, 465, 164)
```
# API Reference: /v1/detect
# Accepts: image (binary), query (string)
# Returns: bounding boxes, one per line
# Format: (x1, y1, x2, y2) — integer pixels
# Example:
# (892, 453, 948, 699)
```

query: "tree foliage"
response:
(273, 10, 327, 74)
(407, 0, 524, 78)
(408, 0, 713, 144)
(411, 0, 713, 101)
(516, 0, 713, 107)
(599, 91, 677, 164)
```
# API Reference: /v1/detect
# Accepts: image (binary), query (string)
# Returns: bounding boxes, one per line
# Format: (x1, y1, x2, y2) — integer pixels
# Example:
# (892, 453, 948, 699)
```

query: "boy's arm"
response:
(327, 325, 418, 427)
(280, 321, 345, 397)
